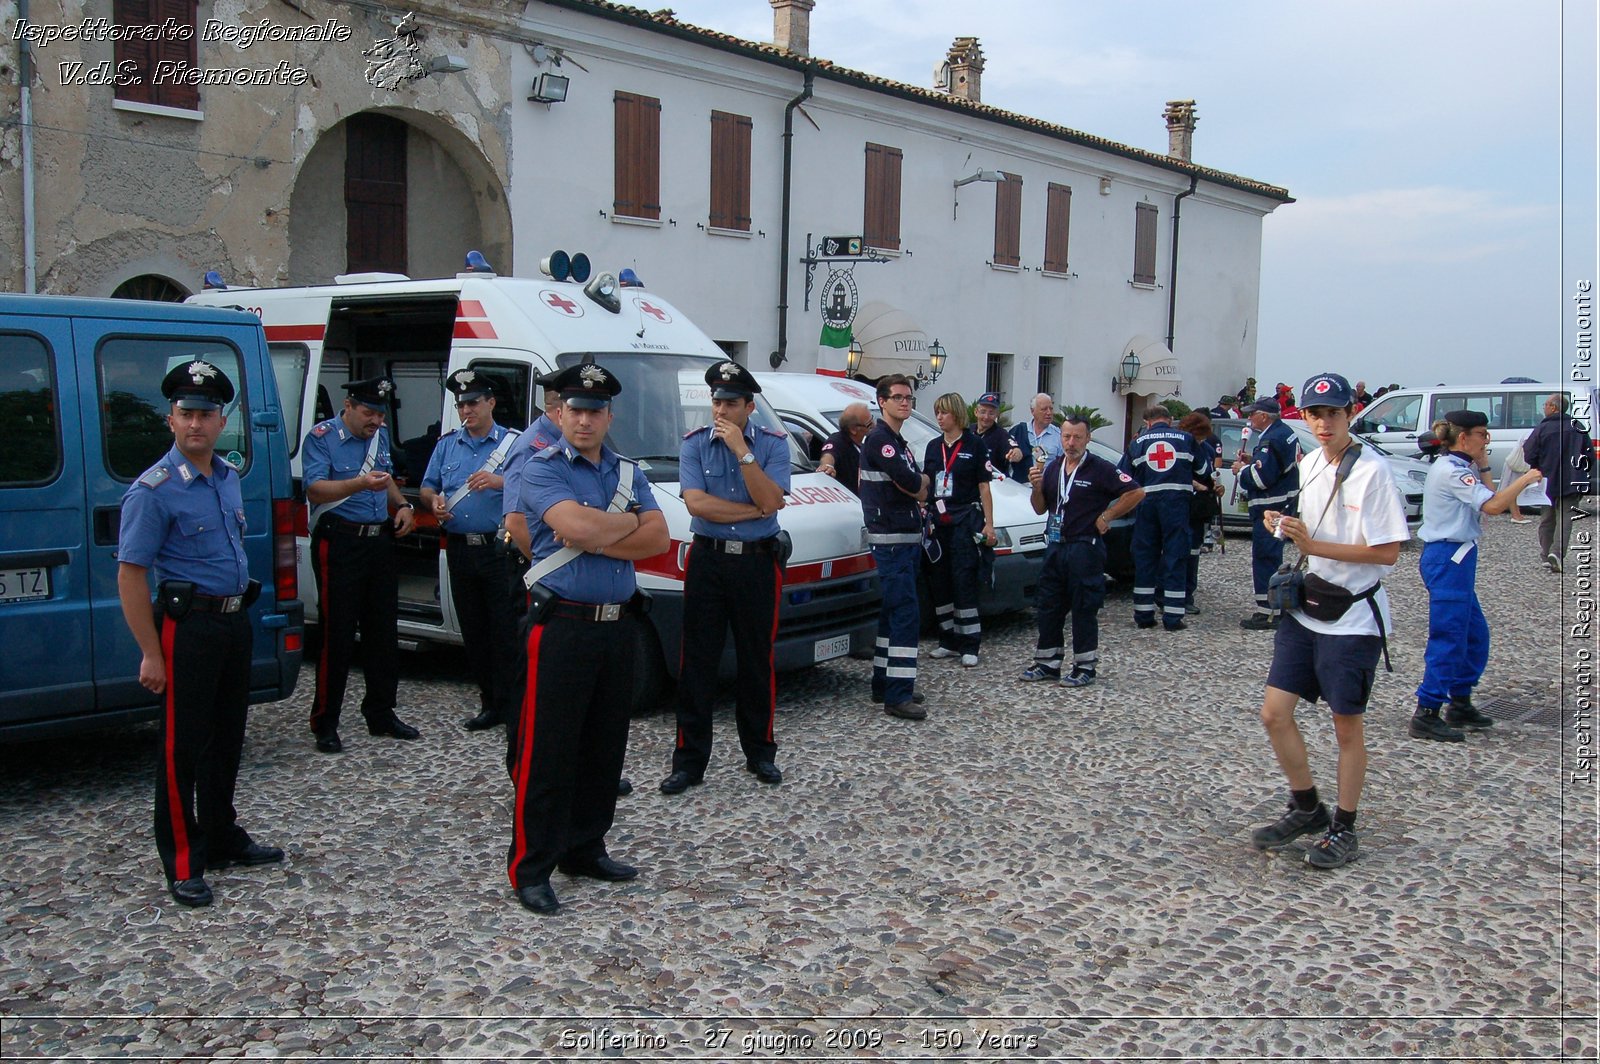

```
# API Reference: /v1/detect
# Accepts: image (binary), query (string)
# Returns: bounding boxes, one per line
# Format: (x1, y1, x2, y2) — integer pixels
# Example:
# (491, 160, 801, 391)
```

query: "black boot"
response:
(1444, 696, 1494, 731)
(1409, 705, 1465, 743)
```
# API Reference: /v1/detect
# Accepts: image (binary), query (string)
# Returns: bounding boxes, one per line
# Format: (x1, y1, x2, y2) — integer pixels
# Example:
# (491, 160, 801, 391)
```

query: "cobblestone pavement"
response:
(1, 517, 1596, 1061)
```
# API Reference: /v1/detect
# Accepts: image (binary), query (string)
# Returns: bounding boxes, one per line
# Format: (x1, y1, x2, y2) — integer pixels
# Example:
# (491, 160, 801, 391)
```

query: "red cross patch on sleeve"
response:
(881, 444, 896, 458)
(1459, 473, 1477, 486)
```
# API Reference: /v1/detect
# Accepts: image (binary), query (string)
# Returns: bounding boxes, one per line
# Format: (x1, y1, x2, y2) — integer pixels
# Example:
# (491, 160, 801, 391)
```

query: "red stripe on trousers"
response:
(507, 621, 545, 887)
(312, 536, 331, 726)
(160, 615, 192, 880)
(765, 557, 780, 743)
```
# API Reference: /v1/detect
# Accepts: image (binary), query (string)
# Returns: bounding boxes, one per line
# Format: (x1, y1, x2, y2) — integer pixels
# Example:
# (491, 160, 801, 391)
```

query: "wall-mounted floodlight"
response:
(425, 55, 469, 75)
(952, 169, 1005, 219)
(529, 72, 570, 103)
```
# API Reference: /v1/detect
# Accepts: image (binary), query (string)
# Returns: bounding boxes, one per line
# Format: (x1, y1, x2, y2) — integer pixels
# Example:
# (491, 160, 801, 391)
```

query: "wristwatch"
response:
(739, 452, 756, 465)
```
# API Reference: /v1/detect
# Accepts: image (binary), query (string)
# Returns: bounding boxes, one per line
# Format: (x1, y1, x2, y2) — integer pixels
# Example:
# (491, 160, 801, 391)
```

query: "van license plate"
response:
(0, 567, 50, 603)
(813, 634, 850, 662)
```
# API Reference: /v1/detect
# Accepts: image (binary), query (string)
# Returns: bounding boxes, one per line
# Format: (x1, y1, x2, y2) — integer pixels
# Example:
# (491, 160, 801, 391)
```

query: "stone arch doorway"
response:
(287, 109, 511, 284)
(111, 274, 190, 303)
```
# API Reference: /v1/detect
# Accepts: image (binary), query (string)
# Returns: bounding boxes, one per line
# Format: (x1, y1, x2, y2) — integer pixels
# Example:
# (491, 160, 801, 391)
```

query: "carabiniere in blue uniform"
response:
(666, 360, 792, 794)
(423, 368, 522, 733)
(507, 361, 662, 916)
(117, 359, 282, 909)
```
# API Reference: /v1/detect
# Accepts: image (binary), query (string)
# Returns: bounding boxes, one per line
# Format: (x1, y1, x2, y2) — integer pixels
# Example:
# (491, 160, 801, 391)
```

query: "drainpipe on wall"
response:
(1165, 175, 1197, 353)
(19, 0, 37, 292)
(773, 69, 813, 368)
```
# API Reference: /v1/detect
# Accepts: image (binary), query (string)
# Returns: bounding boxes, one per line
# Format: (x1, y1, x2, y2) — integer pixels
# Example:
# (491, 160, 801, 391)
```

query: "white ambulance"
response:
(189, 256, 879, 709)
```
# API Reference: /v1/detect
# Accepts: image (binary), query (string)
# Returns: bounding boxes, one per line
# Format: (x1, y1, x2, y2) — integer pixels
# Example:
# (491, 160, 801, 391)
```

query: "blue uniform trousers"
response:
(871, 544, 921, 705)
(1132, 493, 1190, 627)
(1033, 538, 1108, 674)
(1248, 504, 1286, 614)
(926, 509, 983, 655)
(1416, 540, 1489, 708)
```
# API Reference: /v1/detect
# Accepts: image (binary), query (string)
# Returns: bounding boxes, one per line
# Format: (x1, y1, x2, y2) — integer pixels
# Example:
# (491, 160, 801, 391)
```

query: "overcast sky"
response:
(664, 0, 1597, 392)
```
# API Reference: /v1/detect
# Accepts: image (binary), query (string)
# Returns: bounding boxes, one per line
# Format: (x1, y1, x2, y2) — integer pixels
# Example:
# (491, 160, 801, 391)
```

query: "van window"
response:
(97, 337, 248, 479)
(467, 360, 532, 431)
(1432, 393, 1500, 428)
(1360, 393, 1421, 433)
(386, 360, 446, 484)
(1507, 391, 1562, 429)
(0, 332, 62, 486)
(270, 343, 311, 457)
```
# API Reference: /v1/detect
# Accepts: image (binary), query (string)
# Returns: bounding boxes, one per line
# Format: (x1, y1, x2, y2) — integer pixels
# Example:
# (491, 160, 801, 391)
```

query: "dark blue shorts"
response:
(1265, 613, 1383, 716)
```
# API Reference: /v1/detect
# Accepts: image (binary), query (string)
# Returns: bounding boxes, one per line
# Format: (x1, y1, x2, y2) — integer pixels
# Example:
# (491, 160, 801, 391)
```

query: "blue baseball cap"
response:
(1299, 372, 1355, 409)
(976, 392, 1001, 408)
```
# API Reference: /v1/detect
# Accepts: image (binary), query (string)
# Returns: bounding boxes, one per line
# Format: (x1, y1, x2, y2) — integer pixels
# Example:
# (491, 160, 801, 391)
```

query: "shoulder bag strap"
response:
(523, 458, 638, 589)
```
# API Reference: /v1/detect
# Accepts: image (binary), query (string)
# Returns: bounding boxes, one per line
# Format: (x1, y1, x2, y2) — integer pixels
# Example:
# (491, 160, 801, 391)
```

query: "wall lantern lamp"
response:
(845, 338, 863, 375)
(1113, 350, 1140, 394)
(529, 72, 570, 104)
(915, 339, 947, 388)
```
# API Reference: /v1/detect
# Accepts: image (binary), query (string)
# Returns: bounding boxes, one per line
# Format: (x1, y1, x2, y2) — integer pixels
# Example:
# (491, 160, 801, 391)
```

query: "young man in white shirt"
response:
(1250, 373, 1410, 869)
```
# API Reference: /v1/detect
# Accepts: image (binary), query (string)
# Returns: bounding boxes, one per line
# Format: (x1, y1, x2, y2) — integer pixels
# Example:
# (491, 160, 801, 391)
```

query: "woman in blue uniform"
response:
(1410, 410, 1544, 742)
(922, 392, 997, 668)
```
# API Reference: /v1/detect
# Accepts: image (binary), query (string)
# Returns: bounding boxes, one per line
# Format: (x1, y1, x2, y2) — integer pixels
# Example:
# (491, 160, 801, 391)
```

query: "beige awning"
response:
(1118, 335, 1182, 396)
(855, 301, 933, 380)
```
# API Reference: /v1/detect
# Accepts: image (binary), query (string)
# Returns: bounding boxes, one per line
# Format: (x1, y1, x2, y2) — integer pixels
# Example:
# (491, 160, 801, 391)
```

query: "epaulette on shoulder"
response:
(533, 444, 562, 461)
(758, 425, 788, 439)
(137, 465, 171, 490)
(683, 425, 712, 440)
(438, 428, 459, 440)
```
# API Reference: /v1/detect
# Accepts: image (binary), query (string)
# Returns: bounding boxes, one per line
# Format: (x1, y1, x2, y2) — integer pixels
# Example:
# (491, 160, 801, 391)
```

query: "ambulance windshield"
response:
(555, 353, 790, 482)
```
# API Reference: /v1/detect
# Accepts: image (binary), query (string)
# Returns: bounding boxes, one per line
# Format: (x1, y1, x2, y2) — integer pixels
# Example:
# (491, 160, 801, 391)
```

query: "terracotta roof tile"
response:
(543, 0, 1291, 203)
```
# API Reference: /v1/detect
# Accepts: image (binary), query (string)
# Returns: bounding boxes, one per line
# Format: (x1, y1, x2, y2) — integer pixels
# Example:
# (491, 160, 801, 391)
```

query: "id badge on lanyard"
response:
(935, 439, 961, 500)
(1047, 461, 1079, 544)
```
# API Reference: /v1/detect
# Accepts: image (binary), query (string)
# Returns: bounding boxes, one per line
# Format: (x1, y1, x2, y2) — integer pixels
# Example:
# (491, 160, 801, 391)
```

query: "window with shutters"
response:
(992, 173, 1022, 268)
(708, 111, 752, 233)
(863, 143, 903, 251)
(1133, 202, 1159, 285)
(614, 91, 662, 222)
(114, 0, 199, 112)
(1043, 183, 1072, 274)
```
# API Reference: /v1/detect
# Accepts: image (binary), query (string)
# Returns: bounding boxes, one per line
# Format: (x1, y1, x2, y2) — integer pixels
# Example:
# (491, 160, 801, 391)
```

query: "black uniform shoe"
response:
(516, 882, 560, 914)
(1239, 613, 1279, 631)
(1164, 620, 1187, 631)
(558, 854, 639, 881)
(314, 731, 343, 754)
(1409, 706, 1465, 743)
(870, 691, 926, 705)
(462, 709, 501, 731)
(617, 777, 634, 796)
(746, 760, 782, 784)
(1445, 697, 1494, 731)
(169, 877, 214, 908)
(368, 715, 420, 740)
(211, 840, 284, 869)
(1135, 620, 1157, 630)
(659, 770, 703, 795)
(884, 701, 927, 721)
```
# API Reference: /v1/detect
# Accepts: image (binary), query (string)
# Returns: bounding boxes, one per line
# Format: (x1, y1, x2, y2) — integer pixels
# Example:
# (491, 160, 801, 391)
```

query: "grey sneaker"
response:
(928, 647, 957, 659)
(961, 653, 979, 668)
(1305, 826, 1359, 869)
(1019, 664, 1061, 682)
(1547, 552, 1564, 574)
(1058, 671, 1096, 688)
(1251, 800, 1330, 849)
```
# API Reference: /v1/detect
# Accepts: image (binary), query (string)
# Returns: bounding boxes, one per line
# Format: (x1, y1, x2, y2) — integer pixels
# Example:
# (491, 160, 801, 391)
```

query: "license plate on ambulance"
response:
(0, 567, 50, 603)
(813, 634, 850, 662)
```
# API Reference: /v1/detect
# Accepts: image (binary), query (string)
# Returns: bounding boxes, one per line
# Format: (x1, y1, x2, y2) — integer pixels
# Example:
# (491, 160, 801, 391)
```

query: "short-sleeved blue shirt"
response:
(300, 416, 393, 523)
(1418, 451, 1495, 544)
(501, 413, 564, 519)
(421, 422, 518, 534)
(119, 446, 250, 597)
(520, 443, 661, 604)
(678, 423, 791, 540)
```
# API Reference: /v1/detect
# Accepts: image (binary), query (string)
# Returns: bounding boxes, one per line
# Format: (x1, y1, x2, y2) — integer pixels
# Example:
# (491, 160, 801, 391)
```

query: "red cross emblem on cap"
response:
(636, 299, 671, 323)
(1148, 442, 1176, 471)
(541, 291, 582, 316)
(1313, 379, 1331, 394)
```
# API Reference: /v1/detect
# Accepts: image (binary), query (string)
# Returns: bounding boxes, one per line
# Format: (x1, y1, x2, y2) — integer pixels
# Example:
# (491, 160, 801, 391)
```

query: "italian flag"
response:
(818, 322, 852, 377)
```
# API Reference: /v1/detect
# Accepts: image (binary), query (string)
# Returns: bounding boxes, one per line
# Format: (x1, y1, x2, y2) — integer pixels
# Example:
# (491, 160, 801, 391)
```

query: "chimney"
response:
(1164, 99, 1197, 161)
(938, 37, 984, 102)
(771, 0, 815, 57)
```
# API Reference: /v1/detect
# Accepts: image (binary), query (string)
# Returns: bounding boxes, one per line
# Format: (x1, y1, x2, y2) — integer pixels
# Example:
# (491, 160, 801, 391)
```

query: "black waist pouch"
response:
(1298, 573, 1378, 623)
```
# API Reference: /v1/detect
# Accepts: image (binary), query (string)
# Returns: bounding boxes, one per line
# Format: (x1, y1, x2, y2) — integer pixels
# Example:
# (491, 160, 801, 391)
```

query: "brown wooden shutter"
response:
(345, 113, 409, 275)
(709, 110, 752, 231)
(993, 172, 1022, 267)
(114, 0, 198, 109)
(1043, 182, 1072, 273)
(863, 143, 902, 251)
(113, 0, 156, 104)
(1134, 202, 1159, 284)
(154, 0, 199, 109)
(614, 91, 662, 221)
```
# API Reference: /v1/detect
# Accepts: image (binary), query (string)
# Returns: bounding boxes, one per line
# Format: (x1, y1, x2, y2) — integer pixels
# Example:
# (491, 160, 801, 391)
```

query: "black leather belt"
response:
(447, 532, 495, 547)
(692, 534, 778, 555)
(190, 592, 246, 614)
(551, 598, 637, 622)
(323, 518, 388, 538)
(1056, 535, 1101, 545)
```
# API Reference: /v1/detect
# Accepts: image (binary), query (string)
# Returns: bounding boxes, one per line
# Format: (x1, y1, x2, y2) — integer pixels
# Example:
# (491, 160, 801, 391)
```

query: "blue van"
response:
(0, 294, 303, 739)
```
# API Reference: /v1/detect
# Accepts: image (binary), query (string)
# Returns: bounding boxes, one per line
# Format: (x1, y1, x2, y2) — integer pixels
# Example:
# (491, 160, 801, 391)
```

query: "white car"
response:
(1211, 418, 1428, 529)
(756, 374, 1050, 614)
